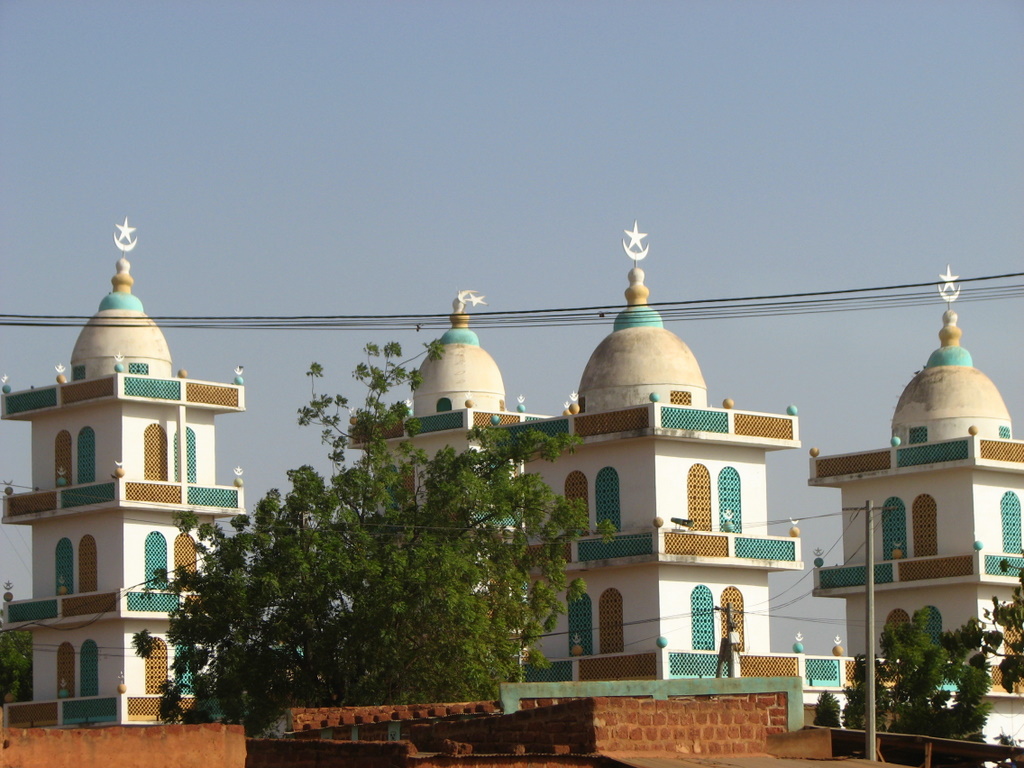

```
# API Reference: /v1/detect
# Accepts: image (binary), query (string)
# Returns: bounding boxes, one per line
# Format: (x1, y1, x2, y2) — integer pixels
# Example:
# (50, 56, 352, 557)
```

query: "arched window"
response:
(720, 587, 745, 651)
(687, 464, 712, 531)
(912, 494, 938, 557)
(146, 637, 168, 694)
(922, 605, 942, 644)
(882, 497, 907, 560)
(145, 531, 168, 586)
(595, 467, 621, 531)
(175, 645, 195, 695)
(55, 429, 72, 485)
(885, 608, 910, 628)
(568, 593, 593, 656)
(77, 427, 95, 484)
(436, 397, 452, 413)
(174, 533, 197, 576)
(79, 535, 97, 592)
(598, 588, 624, 653)
(690, 585, 715, 650)
(144, 424, 168, 481)
(718, 467, 742, 533)
(564, 471, 589, 527)
(1002, 492, 1022, 554)
(55, 537, 74, 595)
(174, 427, 197, 483)
(57, 642, 75, 698)
(80, 640, 99, 697)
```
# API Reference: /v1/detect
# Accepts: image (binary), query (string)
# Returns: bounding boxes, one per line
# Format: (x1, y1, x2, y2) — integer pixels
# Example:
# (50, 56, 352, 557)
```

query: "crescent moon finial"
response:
(622, 220, 649, 262)
(114, 217, 138, 253)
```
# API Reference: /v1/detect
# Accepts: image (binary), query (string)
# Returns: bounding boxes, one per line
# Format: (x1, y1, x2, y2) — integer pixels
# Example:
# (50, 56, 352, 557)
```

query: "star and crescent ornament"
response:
(114, 217, 138, 252)
(622, 220, 649, 262)
(937, 264, 961, 305)
(453, 290, 487, 313)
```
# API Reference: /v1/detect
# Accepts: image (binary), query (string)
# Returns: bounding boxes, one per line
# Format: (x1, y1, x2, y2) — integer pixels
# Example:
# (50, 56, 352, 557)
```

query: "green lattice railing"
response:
(734, 537, 796, 561)
(985, 555, 1024, 577)
(660, 407, 729, 433)
(896, 439, 969, 468)
(504, 418, 569, 438)
(187, 486, 239, 507)
(577, 533, 654, 561)
(669, 651, 718, 678)
(126, 592, 181, 612)
(818, 562, 894, 589)
(417, 411, 464, 433)
(524, 660, 574, 682)
(62, 697, 117, 725)
(123, 376, 181, 400)
(7, 599, 58, 622)
(805, 657, 841, 686)
(4, 387, 58, 414)
(60, 482, 115, 509)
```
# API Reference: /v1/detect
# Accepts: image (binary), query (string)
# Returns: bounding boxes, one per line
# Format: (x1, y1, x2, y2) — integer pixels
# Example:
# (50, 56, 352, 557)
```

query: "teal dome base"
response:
(613, 305, 664, 331)
(926, 346, 973, 368)
(439, 328, 480, 346)
(99, 292, 145, 312)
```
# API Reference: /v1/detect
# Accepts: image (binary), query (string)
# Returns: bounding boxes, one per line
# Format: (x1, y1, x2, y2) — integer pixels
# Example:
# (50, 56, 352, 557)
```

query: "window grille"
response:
(128, 362, 149, 375)
(72, 364, 86, 381)
(56, 537, 74, 595)
(886, 608, 910, 627)
(687, 464, 712, 531)
(717, 467, 742, 533)
(912, 494, 938, 557)
(144, 424, 168, 481)
(595, 467, 620, 531)
(690, 585, 715, 650)
(145, 531, 168, 586)
(80, 640, 99, 697)
(436, 397, 452, 412)
(146, 638, 168, 694)
(568, 593, 593, 656)
(881, 496, 906, 560)
(564, 471, 588, 519)
(909, 426, 928, 444)
(720, 586, 744, 651)
(173, 427, 197, 483)
(598, 589, 624, 653)
(55, 430, 72, 485)
(79, 535, 98, 592)
(175, 533, 198, 575)
(1002, 492, 1022, 555)
(77, 427, 96, 483)
(1000, 426, 1012, 439)
(57, 642, 75, 698)
(923, 605, 942, 643)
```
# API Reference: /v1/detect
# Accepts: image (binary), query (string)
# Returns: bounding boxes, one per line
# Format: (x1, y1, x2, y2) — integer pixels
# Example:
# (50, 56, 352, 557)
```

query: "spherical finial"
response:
(490, 414, 501, 425)
(178, 369, 188, 378)
(656, 636, 669, 649)
(3, 591, 12, 603)
(3, 692, 14, 703)
(516, 404, 526, 413)
(114, 363, 125, 373)
(649, 392, 660, 402)
(792, 640, 804, 654)
(968, 425, 979, 436)
(891, 436, 901, 447)
(786, 405, 798, 416)
(722, 398, 734, 409)
(624, 267, 650, 306)
(809, 447, 820, 457)
(4, 486, 13, 496)
(653, 516, 664, 528)
(465, 399, 475, 409)
(891, 547, 903, 559)
(116, 683, 128, 694)
(974, 540, 984, 551)
(813, 556, 824, 568)
(789, 525, 800, 538)
(832, 639, 844, 657)
(568, 403, 580, 415)
(571, 644, 584, 657)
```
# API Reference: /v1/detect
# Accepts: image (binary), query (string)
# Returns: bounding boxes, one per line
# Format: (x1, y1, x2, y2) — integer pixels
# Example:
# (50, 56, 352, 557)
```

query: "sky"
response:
(1, 1, 1022, 655)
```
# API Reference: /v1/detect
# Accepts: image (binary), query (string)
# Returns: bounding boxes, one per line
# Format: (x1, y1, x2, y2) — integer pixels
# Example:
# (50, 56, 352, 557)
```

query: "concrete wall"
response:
(0, 723, 246, 768)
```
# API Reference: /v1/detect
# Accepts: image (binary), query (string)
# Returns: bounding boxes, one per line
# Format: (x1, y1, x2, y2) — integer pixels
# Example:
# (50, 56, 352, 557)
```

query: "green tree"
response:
(842, 608, 989, 740)
(813, 690, 841, 727)
(956, 564, 1024, 695)
(0, 619, 32, 702)
(141, 343, 588, 734)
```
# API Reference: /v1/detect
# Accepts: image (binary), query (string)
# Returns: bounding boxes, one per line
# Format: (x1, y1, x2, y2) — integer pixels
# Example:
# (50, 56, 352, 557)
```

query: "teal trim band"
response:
(926, 346, 973, 368)
(439, 328, 480, 346)
(98, 293, 145, 312)
(614, 305, 664, 331)
(499, 676, 804, 732)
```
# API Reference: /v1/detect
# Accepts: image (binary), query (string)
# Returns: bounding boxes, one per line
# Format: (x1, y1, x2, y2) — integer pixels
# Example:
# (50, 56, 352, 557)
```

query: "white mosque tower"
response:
(810, 267, 1023, 740)
(2, 220, 245, 727)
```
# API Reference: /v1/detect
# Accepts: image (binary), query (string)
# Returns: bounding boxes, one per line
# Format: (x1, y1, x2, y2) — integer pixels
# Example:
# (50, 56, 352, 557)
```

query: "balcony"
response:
(3, 477, 243, 523)
(564, 529, 801, 571)
(2, 694, 206, 727)
(813, 550, 1024, 595)
(4, 589, 184, 629)
(1, 373, 244, 419)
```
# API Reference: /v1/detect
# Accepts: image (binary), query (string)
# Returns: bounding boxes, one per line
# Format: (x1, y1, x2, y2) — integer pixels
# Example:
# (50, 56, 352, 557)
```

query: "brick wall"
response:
(0, 723, 246, 768)
(290, 701, 499, 730)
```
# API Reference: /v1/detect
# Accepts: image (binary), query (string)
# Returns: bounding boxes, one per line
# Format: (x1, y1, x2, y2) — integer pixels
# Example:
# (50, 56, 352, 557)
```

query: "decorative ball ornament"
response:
(58, 585, 68, 596)
(234, 477, 244, 488)
(563, 410, 571, 416)
(722, 398, 734, 409)
(114, 363, 125, 373)
(234, 376, 244, 385)
(4, 486, 13, 496)
(56, 477, 67, 487)
(56, 374, 67, 384)
(649, 392, 660, 402)
(974, 540, 984, 551)
(891, 548, 903, 559)
(178, 369, 188, 378)
(721, 520, 735, 533)
(568, 403, 580, 415)
(3, 692, 14, 703)
(832, 641, 844, 657)
(813, 557, 824, 568)
(653, 516, 664, 528)
(58, 688, 69, 699)
(809, 447, 820, 457)
(491, 414, 501, 425)
(571, 644, 584, 657)
(968, 425, 979, 436)
(517, 404, 526, 413)
(3, 592, 12, 602)
(789, 525, 800, 538)
(349, 417, 358, 425)
(890, 436, 901, 447)
(792, 642, 804, 654)
(117, 683, 127, 694)
(465, 399, 475, 408)
(2, 384, 11, 394)
(114, 467, 126, 479)
(656, 636, 669, 649)
(786, 405, 798, 416)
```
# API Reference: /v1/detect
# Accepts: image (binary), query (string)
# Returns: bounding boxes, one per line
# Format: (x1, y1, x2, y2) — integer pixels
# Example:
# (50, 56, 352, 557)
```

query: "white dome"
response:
(71, 308, 173, 380)
(892, 365, 1010, 442)
(413, 326, 505, 416)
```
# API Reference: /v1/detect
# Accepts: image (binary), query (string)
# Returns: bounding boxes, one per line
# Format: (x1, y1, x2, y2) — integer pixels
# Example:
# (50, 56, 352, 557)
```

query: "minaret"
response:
(2, 220, 245, 727)
(810, 266, 1021, 741)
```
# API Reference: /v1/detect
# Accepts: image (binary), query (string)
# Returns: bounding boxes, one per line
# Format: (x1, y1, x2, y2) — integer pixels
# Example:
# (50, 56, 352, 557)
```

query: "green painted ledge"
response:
(500, 676, 804, 733)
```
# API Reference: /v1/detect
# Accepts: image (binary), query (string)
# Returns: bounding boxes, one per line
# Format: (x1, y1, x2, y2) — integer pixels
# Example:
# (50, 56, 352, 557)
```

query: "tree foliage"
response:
(813, 690, 841, 728)
(0, 620, 32, 702)
(143, 343, 588, 734)
(842, 608, 990, 740)
(955, 565, 1024, 696)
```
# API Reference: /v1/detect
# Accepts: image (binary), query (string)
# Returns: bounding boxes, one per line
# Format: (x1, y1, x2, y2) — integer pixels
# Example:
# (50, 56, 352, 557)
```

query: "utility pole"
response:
(864, 499, 876, 762)
(715, 605, 741, 678)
